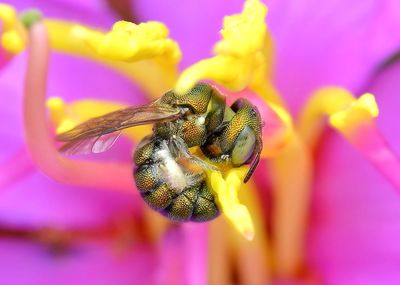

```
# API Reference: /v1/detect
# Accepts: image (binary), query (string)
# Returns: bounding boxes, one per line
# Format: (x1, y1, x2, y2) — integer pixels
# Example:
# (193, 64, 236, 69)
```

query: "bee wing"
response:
(57, 104, 182, 155)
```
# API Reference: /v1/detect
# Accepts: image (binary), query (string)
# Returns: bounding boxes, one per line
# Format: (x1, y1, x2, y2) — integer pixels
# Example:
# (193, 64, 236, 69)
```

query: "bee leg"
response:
(170, 136, 218, 171)
(243, 141, 261, 183)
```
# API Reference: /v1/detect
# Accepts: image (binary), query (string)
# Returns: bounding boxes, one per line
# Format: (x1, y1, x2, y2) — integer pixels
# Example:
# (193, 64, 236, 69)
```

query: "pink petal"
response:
(11, 0, 118, 28)
(308, 62, 400, 284)
(0, 238, 156, 285)
(267, 0, 400, 114)
(372, 62, 400, 157)
(0, 170, 142, 229)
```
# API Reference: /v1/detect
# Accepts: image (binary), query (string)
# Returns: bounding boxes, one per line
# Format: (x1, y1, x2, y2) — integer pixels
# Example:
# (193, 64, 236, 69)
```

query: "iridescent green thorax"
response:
(154, 83, 226, 147)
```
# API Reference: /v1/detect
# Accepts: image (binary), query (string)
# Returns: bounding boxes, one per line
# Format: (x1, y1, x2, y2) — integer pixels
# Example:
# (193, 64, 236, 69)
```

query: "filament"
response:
(23, 22, 134, 192)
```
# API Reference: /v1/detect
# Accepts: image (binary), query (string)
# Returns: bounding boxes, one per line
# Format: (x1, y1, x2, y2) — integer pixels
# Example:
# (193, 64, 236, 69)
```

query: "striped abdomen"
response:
(133, 136, 219, 222)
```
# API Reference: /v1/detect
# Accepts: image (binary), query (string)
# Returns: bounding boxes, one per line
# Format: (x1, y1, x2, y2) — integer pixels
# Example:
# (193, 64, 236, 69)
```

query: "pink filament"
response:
(182, 223, 208, 285)
(0, 48, 12, 68)
(352, 122, 400, 191)
(23, 23, 134, 192)
(156, 224, 208, 285)
(156, 226, 183, 285)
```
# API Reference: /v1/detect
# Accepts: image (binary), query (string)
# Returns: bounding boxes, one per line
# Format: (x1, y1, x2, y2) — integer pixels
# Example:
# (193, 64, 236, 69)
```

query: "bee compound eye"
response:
(231, 126, 257, 166)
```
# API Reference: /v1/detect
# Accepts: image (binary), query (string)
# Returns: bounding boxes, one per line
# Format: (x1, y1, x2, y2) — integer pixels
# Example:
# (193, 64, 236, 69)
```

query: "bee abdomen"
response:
(134, 164, 160, 192)
(141, 184, 174, 210)
(162, 183, 220, 222)
(133, 136, 220, 222)
(165, 191, 195, 222)
(191, 184, 220, 222)
(134, 136, 155, 165)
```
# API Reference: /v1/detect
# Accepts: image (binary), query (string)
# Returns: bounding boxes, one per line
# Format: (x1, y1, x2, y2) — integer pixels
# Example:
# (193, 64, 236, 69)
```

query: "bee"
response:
(57, 83, 263, 221)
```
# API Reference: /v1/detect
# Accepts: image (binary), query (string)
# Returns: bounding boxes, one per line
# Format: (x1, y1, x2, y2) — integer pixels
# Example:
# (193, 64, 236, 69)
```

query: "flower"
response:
(1, 0, 400, 285)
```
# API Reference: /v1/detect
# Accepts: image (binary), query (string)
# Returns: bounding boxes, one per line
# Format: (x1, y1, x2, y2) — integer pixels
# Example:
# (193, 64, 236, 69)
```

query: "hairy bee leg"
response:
(170, 136, 217, 171)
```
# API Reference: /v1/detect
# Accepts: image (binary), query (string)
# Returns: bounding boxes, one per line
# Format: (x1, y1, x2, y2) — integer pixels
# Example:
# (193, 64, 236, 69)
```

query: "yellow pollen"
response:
(298, 87, 380, 146)
(0, 4, 26, 54)
(174, 0, 273, 99)
(44, 19, 179, 99)
(329, 93, 379, 132)
(71, 20, 181, 64)
(215, 0, 267, 56)
(1, 30, 24, 53)
(0, 4, 16, 30)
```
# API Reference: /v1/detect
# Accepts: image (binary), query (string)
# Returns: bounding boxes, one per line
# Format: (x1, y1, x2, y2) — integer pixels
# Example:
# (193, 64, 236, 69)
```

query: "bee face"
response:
(201, 98, 263, 182)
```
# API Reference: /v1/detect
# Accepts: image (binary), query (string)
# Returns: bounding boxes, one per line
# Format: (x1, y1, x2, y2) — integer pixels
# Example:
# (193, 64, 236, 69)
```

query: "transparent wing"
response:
(57, 103, 183, 155)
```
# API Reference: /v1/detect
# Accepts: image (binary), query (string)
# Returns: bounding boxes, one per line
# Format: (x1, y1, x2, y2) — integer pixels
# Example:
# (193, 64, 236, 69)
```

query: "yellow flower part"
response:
(214, 0, 266, 57)
(44, 19, 179, 99)
(0, 4, 25, 53)
(174, 0, 282, 105)
(329, 93, 379, 134)
(71, 21, 181, 64)
(46, 97, 152, 143)
(298, 87, 379, 148)
(208, 167, 255, 241)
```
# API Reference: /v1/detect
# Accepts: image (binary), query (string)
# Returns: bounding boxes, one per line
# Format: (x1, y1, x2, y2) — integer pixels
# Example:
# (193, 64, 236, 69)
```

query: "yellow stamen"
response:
(71, 21, 181, 63)
(1, 30, 24, 53)
(176, 0, 268, 90)
(208, 167, 254, 240)
(0, 4, 16, 30)
(44, 19, 179, 99)
(46, 97, 152, 142)
(175, 0, 283, 106)
(0, 4, 26, 54)
(298, 87, 379, 148)
(329, 93, 379, 135)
